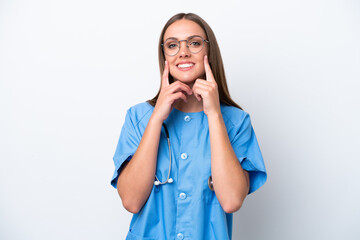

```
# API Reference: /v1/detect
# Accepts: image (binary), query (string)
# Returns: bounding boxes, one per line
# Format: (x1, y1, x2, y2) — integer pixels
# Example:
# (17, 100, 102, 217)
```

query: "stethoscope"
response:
(154, 123, 214, 191)
(154, 123, 173, 186)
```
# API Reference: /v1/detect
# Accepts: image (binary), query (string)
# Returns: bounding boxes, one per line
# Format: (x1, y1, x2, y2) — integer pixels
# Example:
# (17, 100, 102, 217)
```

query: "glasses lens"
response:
(163, 37, 206, 56)
(188, 36, 204, 54)
(163, 39, 179, 56)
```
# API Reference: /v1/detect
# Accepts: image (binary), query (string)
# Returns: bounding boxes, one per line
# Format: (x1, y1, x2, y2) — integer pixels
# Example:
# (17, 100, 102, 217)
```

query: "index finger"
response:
(204, 55, 215, 82)
(161, 60, 170, 88)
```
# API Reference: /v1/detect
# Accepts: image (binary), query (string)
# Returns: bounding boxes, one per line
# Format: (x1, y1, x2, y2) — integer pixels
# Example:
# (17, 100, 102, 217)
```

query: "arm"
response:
(117, 116, 162, 214)
(192, 55, 249, 213)
(116, 61, 192, 213)
(207, 113, 250, 213)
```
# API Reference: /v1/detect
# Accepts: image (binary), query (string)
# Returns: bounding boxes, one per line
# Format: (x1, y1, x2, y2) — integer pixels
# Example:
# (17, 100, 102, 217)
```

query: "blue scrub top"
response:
(111, 102, 267, 240)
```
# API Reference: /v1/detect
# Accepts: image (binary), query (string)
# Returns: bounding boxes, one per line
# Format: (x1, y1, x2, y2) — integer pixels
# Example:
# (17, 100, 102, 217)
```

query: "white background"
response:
(1, 0, 359, 239)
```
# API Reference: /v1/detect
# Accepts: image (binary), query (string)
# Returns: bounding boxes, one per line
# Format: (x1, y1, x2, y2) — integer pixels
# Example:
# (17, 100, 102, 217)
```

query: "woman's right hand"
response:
(152, 61, 193, 122)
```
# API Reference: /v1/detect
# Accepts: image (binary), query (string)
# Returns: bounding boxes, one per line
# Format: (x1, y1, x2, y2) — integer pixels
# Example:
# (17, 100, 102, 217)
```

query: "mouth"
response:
(176, 62, 195, 71)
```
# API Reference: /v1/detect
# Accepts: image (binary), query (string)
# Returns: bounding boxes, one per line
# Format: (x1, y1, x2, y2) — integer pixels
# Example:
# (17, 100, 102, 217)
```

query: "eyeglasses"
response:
(162, 35, 209, 56)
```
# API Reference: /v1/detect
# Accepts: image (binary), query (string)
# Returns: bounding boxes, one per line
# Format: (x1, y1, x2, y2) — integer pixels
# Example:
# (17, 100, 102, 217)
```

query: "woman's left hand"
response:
(192, 55, 221, 116)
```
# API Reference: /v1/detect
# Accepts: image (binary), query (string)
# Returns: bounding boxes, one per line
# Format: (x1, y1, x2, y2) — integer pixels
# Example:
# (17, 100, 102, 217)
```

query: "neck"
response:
(173, 81, 203, 113)
(174, 94, 203, 113)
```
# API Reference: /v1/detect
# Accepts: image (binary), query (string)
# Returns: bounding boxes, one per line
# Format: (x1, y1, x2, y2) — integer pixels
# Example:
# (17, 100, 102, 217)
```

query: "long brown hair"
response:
(147, 13, 242, 110)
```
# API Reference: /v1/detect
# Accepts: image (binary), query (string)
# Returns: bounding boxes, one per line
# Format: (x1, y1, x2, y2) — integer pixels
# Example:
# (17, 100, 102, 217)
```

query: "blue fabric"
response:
(111, 102, 267, 240)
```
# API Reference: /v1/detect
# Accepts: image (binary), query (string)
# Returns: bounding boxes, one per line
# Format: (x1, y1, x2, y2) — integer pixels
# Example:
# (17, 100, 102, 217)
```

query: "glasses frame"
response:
(161, 35, 209, 56)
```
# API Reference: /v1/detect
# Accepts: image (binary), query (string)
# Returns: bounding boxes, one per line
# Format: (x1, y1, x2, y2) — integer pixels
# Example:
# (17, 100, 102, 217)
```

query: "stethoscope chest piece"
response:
(208, 176, 214, 191)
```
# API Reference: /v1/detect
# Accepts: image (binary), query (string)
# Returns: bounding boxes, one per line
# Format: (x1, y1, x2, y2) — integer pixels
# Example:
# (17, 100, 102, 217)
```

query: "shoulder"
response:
(126, 102, 154, 126)
(220, 103, 250, 129)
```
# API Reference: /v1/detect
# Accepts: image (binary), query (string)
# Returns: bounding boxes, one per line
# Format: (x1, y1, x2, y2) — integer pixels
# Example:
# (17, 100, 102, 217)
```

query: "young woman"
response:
(111, 13, 267, 240)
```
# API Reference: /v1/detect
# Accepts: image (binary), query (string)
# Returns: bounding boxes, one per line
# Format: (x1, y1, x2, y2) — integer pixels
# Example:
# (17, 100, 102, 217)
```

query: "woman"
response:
(111, 13, 267, 240)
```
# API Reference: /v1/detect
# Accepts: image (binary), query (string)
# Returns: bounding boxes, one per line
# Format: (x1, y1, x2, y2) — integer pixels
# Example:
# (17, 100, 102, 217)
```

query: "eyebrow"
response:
(164, 35, 204, 42)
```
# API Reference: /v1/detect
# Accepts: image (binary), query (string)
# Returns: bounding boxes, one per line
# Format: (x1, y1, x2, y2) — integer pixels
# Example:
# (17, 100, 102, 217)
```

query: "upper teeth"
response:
(178, 63, 194, 68)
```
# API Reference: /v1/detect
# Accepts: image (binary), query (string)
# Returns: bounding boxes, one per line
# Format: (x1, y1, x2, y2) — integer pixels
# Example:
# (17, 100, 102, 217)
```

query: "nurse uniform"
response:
(111, 102, 267, 240)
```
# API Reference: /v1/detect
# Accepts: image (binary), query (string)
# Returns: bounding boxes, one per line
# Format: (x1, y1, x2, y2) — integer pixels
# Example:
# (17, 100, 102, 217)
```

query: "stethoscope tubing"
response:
(154, 123, 173, 185)
(154, 123, 213, 191)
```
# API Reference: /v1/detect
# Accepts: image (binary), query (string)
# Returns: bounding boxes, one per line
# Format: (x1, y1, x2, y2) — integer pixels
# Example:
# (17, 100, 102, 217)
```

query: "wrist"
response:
(206, 110, 222, 120)
(149, 113, 165, 126)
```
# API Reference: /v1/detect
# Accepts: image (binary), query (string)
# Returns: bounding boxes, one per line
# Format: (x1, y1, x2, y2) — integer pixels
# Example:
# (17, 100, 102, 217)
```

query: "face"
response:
(163, 19, 208, 84)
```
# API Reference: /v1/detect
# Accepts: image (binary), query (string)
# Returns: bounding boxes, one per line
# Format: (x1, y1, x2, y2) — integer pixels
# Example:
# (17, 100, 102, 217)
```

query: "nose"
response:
(178, 40, 191, 57)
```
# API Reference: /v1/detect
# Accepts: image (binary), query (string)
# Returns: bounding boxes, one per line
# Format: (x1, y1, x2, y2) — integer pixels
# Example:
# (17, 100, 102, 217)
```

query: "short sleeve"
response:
(110, 109, 141, 189)
(231, 113, 267, 194)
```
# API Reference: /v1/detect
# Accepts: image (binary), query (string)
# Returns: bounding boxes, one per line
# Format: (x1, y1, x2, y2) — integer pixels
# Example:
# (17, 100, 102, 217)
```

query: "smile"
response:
(176, 63, 194, 71)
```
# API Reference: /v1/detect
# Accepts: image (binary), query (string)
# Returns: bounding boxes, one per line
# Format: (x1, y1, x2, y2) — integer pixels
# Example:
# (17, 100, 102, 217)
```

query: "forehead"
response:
(163, 19, 206, 41)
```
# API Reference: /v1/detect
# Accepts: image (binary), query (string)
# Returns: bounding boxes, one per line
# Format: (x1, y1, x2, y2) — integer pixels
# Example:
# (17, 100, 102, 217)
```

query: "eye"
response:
(189, 37, 203, 48)
(189, 40, 201, 46)
(166, 42, 178, 49)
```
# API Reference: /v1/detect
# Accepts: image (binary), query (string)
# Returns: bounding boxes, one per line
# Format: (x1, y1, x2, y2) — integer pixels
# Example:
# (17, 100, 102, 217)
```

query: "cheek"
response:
(165, 56, 174, 64)
(165, 57, 176, 75)
(197, 54, 206, 71)
(198, 62, 205, 73)
(169, 66, 175, 76)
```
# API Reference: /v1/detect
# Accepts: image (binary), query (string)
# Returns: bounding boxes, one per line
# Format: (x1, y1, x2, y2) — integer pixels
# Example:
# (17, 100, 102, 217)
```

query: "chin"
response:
(174, 78, 196, 84)
(173, 73, 203, 83)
